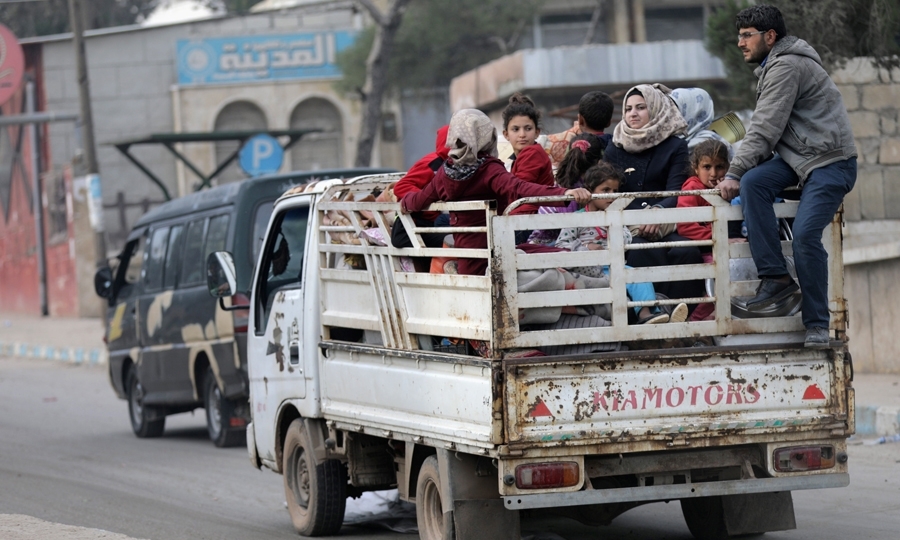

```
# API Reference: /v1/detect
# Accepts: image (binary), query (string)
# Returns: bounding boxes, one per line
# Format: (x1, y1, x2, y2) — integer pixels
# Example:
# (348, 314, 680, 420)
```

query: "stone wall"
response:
(833, 58, 900, 221)
(832, 58, 900, 373)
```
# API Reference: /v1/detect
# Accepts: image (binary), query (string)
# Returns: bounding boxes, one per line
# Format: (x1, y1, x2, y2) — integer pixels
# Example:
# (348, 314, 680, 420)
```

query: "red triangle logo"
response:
(802, 384, 827, 400)
(528, 399, 554, 418)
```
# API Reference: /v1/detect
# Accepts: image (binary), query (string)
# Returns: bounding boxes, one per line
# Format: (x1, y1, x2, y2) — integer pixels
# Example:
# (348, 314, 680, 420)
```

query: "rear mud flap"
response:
(453, 499, 520, 540)
(724, 491, 796, 535)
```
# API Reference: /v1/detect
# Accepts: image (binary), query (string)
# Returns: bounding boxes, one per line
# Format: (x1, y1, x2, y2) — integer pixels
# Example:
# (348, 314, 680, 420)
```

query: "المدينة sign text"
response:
(176, 31, 356, 85)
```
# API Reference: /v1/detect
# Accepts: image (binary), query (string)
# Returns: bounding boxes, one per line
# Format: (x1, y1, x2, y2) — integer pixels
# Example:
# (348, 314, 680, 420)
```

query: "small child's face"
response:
(503, 115, 540, 154)
(589, 179, 620, 212)
(696, 156, 729, 188)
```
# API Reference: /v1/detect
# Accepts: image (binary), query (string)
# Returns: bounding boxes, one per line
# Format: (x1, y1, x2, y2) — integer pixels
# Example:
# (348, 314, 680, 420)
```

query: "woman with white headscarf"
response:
(603, 84, 705, 305)
(670, 87, 735, 160)
(402, 109, 591, 276)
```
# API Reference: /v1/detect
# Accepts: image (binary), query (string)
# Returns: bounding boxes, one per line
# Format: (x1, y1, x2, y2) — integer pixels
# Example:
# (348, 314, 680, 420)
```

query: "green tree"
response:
(705, 0, 757, 110)
(0, 0, 157, 37)
(0, 1, 262, 38)
(707, 0, 900, 109)
(336, 0, 544, 95)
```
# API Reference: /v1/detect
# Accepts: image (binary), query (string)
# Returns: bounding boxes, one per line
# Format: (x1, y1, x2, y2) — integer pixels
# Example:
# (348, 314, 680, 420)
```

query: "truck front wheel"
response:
(282, 419, 346, 536)
(416, 455, 454, 540)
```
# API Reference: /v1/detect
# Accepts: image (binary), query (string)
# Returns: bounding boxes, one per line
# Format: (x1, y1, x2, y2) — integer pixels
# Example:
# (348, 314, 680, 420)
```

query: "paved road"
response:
(1, 357, 898, 540)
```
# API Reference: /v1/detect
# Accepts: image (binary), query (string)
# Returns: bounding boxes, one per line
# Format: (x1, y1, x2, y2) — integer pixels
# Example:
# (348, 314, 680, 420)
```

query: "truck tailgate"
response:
(504, 346, 849, 444)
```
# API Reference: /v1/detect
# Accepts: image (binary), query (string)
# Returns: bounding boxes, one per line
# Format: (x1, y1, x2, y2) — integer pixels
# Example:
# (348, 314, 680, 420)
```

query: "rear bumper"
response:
(503, 473, 848, 510)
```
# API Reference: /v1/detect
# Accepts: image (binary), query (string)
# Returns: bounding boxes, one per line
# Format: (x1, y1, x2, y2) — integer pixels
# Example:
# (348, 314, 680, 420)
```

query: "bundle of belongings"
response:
(516, 266, 622, 355)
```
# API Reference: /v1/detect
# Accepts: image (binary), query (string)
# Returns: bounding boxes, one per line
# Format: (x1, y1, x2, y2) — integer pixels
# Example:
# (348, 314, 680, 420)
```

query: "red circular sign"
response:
(0, 23, 25, 106)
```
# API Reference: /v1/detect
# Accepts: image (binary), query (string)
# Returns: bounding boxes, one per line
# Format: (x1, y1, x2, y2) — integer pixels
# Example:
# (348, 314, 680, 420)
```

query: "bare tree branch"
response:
(355, 0, 387, 27)
(353, 0, 412, 166)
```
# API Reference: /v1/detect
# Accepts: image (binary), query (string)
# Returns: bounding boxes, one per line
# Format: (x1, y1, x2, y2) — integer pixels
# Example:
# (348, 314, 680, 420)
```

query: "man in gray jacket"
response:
(717, 5, 857, 349)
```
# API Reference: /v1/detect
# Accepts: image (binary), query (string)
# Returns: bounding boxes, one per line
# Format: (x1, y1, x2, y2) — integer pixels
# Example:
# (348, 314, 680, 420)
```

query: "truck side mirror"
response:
(207, 251, 238, 299)
(94, 267, 114, 299)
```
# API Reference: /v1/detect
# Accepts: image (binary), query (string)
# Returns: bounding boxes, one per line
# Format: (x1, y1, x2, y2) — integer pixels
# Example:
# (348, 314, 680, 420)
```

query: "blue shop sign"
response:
(176, 31, 355, 85)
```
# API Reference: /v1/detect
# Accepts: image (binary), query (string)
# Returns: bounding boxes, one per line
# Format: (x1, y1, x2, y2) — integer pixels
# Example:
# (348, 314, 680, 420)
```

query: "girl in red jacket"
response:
(401, 109, 591, 276)
(502, 93, 555, 242)
(676, 139, 731, 321)
(676, 139, 730, 242)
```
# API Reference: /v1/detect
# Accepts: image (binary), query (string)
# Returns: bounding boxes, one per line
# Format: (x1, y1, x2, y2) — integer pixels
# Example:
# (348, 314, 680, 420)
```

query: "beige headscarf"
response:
(446, 109, 498, 166)
(612, 83, 688, 153)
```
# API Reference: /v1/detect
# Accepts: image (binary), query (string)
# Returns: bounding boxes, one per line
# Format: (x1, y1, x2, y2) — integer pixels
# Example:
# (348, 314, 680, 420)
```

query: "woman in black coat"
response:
(604, 83, 705, 305)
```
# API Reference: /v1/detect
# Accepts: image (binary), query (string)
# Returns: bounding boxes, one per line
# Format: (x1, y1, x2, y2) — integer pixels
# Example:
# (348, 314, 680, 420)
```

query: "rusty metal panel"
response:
(504, 348, 847, 445)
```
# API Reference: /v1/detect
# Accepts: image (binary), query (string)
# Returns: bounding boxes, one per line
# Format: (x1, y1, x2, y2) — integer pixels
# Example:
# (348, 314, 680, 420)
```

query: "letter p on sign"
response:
(240, 134, 284, 177)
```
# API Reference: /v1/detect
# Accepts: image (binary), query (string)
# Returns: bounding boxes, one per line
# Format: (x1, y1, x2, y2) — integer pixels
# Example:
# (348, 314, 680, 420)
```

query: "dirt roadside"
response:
(0, 515, 147, 540)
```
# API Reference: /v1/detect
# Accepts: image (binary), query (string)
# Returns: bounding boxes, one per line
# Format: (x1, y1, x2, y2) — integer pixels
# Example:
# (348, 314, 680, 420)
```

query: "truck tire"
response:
(416, 455, 454, 540)
(681, 496, 748, 540)
(203, 368, 244, 448)
(126, 369, 165, 438)
(282, 419, 346, 536)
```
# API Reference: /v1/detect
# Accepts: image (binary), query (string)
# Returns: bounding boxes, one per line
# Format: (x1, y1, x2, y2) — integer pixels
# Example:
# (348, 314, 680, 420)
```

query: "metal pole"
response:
(27, 81, 48, 316)
(67, 0, 106, 264)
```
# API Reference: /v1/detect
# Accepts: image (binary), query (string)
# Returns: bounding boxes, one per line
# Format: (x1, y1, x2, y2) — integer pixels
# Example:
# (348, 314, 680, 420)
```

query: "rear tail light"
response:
(773, 445, 835, 472)
(515, 462, 579, 489)
(232, 293, 251, 333)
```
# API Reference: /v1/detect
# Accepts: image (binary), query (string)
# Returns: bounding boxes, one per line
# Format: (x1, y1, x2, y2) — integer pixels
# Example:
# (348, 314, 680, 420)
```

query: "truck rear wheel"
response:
(126, 369, 165, 438)
(203, 368, 244, 448)
(282, 419, 346, 536)
(416, 455, 453, 540)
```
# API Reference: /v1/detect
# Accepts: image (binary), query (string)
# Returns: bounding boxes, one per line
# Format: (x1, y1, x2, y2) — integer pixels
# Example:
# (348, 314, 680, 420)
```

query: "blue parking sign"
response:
(239, 134, 284, 177)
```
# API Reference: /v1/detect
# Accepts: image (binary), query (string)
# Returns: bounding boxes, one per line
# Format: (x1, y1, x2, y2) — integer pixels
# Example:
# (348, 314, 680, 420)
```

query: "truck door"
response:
(248, 204, 310, 462)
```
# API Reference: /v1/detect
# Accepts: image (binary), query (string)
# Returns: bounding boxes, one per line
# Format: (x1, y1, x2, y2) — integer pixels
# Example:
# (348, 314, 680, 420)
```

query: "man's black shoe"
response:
(746, 277, 800, 312)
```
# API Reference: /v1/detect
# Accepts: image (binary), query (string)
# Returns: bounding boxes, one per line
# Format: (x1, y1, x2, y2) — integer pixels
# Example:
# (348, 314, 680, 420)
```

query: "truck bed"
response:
(310, 180, 852, 454)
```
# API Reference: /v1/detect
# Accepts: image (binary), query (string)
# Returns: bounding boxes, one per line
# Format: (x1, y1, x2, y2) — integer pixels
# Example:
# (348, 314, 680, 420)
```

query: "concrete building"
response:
(450, 0, 726, 132)
(23, 1, 404, 251)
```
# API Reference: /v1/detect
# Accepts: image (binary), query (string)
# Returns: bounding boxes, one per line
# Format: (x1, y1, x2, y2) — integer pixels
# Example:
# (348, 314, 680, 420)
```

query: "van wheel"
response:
(681, 496, 743, 540)
(126, 369, 164, 438)
(204, 368, 244, 448)
(282, 419, 346, 536)
(416, 455, 453, 540)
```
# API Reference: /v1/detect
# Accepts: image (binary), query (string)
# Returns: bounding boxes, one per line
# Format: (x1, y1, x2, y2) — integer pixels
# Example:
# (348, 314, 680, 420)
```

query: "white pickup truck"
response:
(207, 173, 853, 540)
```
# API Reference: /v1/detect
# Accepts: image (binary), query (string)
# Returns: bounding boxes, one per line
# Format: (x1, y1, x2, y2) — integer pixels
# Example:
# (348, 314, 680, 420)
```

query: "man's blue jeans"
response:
(740, 155, 857, 329)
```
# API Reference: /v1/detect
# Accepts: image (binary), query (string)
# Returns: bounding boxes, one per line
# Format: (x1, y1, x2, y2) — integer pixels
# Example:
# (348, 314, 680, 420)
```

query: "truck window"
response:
(251, 201, 276, 264)
(255, 206, 309, 333)
(144, 227, 170, 292)
(163, 225, 184, 289)
(180, 218, 208, 286)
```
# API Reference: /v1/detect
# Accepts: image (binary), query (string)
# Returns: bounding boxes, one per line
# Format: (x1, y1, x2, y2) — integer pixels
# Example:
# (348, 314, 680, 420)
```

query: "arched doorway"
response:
(289, 98, 343, 171)
(213, 101, 268, 184)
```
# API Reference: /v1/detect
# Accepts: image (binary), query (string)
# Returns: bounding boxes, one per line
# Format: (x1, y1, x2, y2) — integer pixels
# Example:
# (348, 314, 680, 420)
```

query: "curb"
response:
(0, 341, 107, 366)
(855, 405, 900, 436)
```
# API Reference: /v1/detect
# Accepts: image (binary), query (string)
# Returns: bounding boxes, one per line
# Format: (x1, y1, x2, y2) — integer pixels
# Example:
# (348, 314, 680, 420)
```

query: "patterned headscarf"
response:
(671, 87, 734, 160)
(446, 109, 497, 167)
(612, 84, 687, 153)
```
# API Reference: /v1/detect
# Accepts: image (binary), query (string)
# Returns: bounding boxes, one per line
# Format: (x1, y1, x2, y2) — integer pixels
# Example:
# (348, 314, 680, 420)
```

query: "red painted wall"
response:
(0, 43, 76, 316)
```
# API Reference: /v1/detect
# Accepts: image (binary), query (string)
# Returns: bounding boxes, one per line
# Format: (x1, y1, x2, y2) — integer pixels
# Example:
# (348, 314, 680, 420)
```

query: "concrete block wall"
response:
(832, 59, 900, 374)
(833, 58, 900, 221)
